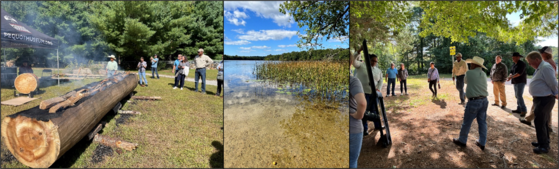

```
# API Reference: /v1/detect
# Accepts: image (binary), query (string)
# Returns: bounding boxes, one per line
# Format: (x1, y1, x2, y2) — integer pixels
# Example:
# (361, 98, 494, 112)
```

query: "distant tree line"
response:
(225, 48, 349, 61)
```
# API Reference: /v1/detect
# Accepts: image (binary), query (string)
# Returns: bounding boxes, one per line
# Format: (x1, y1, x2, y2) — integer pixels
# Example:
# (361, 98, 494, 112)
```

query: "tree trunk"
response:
(1, 74, 137, 168)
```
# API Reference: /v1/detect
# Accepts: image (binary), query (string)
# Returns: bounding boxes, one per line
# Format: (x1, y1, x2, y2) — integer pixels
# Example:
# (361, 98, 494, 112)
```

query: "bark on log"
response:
(39, 91, 77, 110)
(48, 89, 87, 113)
(118, 110, 141, 115)
(93, 134, 138, 151)
(131, 96, 161, 100)
(1, 74, 137, 168)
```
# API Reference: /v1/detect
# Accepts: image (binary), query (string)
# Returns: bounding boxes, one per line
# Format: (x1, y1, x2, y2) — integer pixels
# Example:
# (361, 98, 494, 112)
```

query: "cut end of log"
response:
(1, 116, 60, 168)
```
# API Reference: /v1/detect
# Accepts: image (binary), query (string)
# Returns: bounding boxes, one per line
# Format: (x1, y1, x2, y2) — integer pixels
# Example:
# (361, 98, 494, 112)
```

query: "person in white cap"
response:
(106, 55, 118, 77)
(453, 56, 489, 151)
(193, 48, 213, 93)
(539, 46, 557, 74)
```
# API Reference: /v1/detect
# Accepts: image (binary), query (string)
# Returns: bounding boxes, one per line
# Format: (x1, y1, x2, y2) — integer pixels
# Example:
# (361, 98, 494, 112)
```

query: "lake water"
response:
(224, 60, 348, 168)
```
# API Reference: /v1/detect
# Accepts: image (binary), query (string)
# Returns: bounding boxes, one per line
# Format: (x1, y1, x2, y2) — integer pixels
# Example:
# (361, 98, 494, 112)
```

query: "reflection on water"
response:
(224, 60, 348, 168)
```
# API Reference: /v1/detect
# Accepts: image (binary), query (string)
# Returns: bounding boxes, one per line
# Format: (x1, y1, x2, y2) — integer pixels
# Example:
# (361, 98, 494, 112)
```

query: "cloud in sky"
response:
(278, 44, 297, 48)
(240, 47, 251, 50)
(224, 10, 249, 26)
(224, 1, 294, 27)
(232, 29, 244, 34)
(225, 40, 251, 45)
(275, 49, 287, 52)
(252, 45, 270, 49)
(238, 30, 298, 41)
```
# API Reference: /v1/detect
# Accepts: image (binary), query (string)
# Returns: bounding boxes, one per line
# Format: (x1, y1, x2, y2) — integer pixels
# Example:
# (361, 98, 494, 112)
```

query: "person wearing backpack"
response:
(427, 62, 440, 97)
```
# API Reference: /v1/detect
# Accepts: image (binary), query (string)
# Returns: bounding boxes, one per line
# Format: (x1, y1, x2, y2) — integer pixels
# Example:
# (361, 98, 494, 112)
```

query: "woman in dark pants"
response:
(177, 56, 189, 90)
(216, 60, 224, 97)
(427, 62, 440, 97)
(397, 63, 408, 95)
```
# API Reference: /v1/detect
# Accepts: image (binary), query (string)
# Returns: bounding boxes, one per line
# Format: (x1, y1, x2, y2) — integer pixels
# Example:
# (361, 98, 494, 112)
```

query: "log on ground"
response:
(131, 96, 161, 100)
(93, 134, 138, 151)
(1, 73, 138, 168)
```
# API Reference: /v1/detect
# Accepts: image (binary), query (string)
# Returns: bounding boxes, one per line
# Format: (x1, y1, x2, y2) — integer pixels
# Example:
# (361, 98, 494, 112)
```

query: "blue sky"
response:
(224, 1, 348, 56)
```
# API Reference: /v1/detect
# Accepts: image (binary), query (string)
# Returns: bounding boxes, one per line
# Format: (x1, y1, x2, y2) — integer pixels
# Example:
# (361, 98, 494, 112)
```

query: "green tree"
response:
(280, 1, 349, 50)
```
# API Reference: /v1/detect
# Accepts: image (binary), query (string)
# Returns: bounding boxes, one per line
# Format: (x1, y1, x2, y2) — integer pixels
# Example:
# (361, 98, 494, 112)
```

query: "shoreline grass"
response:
(253, 61, 349, 100)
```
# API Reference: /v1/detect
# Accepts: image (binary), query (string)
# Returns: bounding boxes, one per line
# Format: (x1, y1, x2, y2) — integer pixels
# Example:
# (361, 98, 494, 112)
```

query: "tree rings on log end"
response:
(14, 73, 39, 94)
(1, 116, 60, 168)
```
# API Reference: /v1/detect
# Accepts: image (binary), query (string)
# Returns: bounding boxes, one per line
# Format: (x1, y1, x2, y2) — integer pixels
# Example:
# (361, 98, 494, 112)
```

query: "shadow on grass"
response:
(432, 97, 448, 109)
(210, 141, 224, 168)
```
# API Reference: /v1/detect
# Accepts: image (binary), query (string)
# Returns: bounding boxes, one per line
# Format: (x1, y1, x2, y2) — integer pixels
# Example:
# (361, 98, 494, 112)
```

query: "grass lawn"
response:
(1, 74, 223, 168)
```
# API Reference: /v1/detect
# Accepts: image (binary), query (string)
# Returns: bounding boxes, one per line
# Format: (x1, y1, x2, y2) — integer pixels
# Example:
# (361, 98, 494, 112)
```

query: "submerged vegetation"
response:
(254, 61, 349, 101)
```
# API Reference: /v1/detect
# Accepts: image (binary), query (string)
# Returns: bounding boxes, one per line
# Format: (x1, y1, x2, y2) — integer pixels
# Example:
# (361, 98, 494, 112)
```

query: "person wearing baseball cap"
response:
(453, 56, 489, 151)
(507, 52, 528, 117)
(539, 46, 557, 74)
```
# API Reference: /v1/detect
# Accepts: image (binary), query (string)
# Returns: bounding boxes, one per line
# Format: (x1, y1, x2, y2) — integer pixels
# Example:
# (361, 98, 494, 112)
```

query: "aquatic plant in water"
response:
(253, 61, 349, 101)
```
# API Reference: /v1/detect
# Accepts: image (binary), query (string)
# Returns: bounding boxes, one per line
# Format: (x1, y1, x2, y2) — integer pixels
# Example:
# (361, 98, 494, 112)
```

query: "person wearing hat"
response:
(151, 54, 160, 79)
(106, 55, 118, 77)
(452, 53, 468, 104)
(490, 55, 508, 109)
(506, 52, 528, 116)
(193, 48, 213, 93)
(453, 56, 489, 151)
(427, 62, 440, 97)
(539, 46, 557, 73)
(523, 51, 558, 154)
(18, 60, 33, 75)
(351, 46, 384, 136)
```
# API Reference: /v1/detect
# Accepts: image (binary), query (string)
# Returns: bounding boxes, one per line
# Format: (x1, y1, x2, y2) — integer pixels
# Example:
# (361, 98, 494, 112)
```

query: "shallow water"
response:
(224, 60, 348, 168)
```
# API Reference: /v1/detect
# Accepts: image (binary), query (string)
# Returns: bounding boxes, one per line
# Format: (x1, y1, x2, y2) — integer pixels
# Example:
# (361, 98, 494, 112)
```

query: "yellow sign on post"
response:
(450, 46, 456, 55)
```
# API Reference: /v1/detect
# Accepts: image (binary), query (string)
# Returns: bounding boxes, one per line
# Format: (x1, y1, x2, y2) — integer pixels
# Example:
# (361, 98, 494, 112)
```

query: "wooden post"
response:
(1, 74, 138, 168)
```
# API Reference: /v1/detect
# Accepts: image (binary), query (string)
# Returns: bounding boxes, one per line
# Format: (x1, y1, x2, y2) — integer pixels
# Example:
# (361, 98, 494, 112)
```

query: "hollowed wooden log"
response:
(1, 74, 138, 168)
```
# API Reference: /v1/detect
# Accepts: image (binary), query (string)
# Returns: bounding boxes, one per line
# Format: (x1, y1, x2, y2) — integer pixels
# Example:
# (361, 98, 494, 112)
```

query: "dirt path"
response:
(358, 78, 558, 168)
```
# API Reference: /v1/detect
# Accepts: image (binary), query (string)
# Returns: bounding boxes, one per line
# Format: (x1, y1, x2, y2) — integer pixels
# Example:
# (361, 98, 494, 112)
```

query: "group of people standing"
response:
(349, 46, 558, 168)
(451, 47, 558, 154)
(104, 48, 224, 97)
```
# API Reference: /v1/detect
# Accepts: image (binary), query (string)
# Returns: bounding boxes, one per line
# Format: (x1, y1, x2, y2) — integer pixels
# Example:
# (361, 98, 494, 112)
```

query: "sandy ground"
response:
(358, 78, 558, 168)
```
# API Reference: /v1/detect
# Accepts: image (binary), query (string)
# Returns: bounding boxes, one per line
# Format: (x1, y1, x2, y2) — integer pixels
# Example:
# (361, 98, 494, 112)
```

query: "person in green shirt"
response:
(453, 56, 489, 151)
(106, 55, 118, 77)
